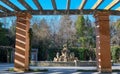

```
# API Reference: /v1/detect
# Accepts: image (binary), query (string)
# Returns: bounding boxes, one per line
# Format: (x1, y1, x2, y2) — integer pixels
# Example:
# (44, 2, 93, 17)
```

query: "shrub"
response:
(69, 47, 96, 61)
(46, 47, 96, 61)
(111, 46, 120, 62)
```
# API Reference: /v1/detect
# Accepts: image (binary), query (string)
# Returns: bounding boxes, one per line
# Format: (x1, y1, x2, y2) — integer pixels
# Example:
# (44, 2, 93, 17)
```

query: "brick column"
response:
(14, 12, 32, 72)
(94, 11, 112, 72)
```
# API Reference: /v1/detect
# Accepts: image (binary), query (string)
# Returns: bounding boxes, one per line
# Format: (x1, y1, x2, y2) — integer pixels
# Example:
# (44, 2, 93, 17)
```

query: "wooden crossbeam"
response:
(104, 0, 119, 10)
(91, 0, 103, 9)
(0, 11, 14, 17)
(23, 10, 100, 15)
(67, 0, 71, 10)
(78, 0, 87, 9)
(1, 0, 20, 11)
(33, 0, 43, 10)
(51, 0, 57, 10)
(0, 5, 11, 12)
(1, 10, 120, 17)
(18, 0, 32, 10)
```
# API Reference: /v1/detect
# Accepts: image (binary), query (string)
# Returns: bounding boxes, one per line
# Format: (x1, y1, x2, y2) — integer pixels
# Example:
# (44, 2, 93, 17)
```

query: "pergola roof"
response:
(0, 0, 120, 17)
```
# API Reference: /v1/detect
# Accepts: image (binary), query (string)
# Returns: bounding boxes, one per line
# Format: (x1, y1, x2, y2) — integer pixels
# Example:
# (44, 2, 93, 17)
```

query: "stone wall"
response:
(76, 61, 96, 66)
(30, 61, 97, 66)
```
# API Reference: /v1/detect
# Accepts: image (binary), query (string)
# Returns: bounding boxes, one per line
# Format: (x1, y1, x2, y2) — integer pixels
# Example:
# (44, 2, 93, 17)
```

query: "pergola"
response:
(0, 0, 119, 72)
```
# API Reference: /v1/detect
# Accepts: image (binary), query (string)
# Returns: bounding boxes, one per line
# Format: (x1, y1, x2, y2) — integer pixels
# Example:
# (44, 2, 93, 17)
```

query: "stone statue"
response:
(70, 52, 75, 58)
(53, 44, 78, 62)
(56, 52, 59, 58)
(61, 44, 70, 58)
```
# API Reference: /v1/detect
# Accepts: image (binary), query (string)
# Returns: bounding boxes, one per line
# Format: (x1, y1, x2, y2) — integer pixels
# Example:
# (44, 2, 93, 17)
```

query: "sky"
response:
(0, 0, 120, 10)
(0, 0, 120, 28)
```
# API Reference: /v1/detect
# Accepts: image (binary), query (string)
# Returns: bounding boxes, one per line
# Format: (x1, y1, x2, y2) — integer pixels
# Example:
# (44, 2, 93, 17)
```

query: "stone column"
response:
(94, 11, 112, 72)
(14, 12, 32, 72)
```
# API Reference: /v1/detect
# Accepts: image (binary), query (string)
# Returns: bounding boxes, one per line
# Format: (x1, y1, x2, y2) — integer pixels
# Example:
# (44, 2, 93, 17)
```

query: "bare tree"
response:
(57, 15, 76, 47)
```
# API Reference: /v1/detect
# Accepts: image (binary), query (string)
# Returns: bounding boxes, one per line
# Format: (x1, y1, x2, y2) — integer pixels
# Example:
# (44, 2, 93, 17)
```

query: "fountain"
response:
(53, 44, 78, 62)
(31, 45, 96, 67)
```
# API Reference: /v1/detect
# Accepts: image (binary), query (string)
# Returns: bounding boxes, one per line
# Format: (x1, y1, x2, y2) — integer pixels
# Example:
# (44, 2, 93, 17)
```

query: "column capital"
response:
(94, 11, 110, 17)
(94, 11, 110, 22)
(16, 12, 32, 19)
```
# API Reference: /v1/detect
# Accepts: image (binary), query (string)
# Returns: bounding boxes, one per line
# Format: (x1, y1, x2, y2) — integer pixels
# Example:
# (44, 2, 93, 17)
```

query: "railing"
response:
(30, 61, 97, 66)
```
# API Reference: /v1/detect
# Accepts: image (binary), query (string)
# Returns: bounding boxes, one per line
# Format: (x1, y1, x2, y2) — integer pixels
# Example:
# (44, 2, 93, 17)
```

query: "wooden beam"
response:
(67, 0, 71, 10)
(0, 5, 11, 12)
(18, 0, 32, 10)
(51, 0, 57, 10)
(91, 0, 103, 9)
(26, 10, 93, 15)
(0, 11, 14, 17)
(104, 0, 119, 10)
(1, 0, 20, 11)
(1, 9, 120, 17)
(78, 0, 87, 9)
(33, 0, 42, 10)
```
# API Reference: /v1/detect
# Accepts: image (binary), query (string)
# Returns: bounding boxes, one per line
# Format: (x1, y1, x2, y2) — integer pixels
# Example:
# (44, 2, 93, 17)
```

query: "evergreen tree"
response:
(0, 22, 10, 46)
(75, 15, 86, 47)
(75, 15, 95, 48)
(75, 15, 85, 36)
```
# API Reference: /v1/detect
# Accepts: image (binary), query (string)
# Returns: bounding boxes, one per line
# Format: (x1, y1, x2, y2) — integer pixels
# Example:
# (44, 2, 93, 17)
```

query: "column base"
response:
(14, 67, 29, 72)
(98, 68, 112, 73)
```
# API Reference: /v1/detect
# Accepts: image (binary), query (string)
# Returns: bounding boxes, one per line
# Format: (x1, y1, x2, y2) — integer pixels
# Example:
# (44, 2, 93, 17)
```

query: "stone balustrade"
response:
(30, 61, 97, 66)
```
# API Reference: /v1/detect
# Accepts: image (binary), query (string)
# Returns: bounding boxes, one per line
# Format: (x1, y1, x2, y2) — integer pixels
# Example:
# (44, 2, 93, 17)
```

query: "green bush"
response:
(111, 46, 120, 62)
(69, 47, 86, 60)
(47, 46, 120, 62)
(69, 47, 96, 61)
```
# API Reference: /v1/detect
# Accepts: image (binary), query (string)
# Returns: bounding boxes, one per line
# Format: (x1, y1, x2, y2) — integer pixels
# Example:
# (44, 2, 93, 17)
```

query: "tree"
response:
(48, 17, 60, 48)
(75, 15, 86, 47)
(58, 15, 76, 47)
(75, 15, 95, 48)
(8, 20, 16, 46)
(0, 22, 10, 46)
(75, 15, 96, 60)
(111, 19, 120, 46)
(31, 18, 51, 61)
(84, 16, 96, 48)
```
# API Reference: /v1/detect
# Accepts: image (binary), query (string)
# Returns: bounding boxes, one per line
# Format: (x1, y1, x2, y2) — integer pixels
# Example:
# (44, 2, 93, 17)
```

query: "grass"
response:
(8, 68, 14, 72)
(7, 68, 48, 72)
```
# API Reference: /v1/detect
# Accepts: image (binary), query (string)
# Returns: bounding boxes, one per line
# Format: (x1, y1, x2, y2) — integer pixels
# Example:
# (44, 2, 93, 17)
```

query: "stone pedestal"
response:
(14, 12, 31, 72)
(94, 11, 112, 72)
